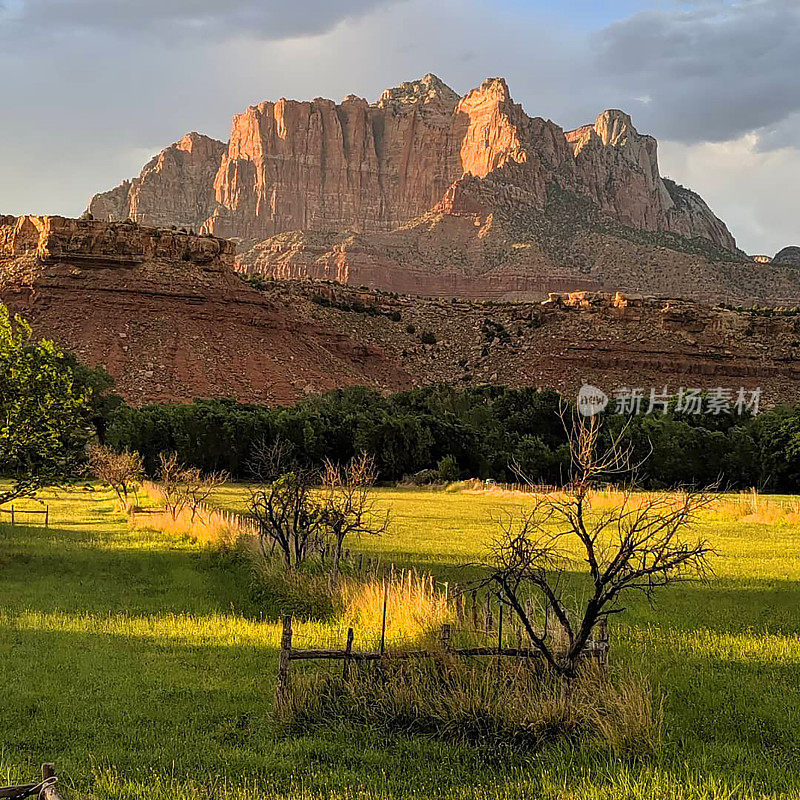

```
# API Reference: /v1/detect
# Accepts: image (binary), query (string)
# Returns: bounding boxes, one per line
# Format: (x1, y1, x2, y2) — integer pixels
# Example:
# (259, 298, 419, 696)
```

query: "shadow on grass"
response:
(4, 517, 800, 798)
(0, 522, 264, 619)
(4, 625, 800, 800)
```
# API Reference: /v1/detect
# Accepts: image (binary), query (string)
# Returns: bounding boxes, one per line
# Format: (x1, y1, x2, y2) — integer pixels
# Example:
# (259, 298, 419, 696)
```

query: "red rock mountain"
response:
(88, 75, 757, 301)
(5, 214, 800, 408)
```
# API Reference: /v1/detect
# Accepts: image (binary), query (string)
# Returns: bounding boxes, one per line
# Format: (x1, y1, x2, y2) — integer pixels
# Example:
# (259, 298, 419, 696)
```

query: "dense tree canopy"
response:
(104, 383, 800, 491)
(0, 305, 94, 504)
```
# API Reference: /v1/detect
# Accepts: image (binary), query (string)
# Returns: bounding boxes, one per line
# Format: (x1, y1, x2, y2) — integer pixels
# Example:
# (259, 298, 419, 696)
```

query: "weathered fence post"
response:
(497, 601, 503, 651)
(440, 623, 451, 652)
(597, 618, 609, 674)
(379, 582, 388, 656)
(525, 598, 534, 632)
(44, 506, 49, 529)
(10, 506, 14, 526)
(358, 553, 364, 574)
(485, 595, 494, 632)
(39, 764, 61, 800)
(41, 763, 63, 800)
(471, 589, 478, 629)
(343, 627, 354, 681)
(276, 615, 293, 704)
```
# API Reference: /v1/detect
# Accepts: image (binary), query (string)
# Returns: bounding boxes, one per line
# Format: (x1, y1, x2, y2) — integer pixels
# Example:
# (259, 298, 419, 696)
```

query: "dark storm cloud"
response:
(3, 0, 402, 41)
(596, 0, 800, 145)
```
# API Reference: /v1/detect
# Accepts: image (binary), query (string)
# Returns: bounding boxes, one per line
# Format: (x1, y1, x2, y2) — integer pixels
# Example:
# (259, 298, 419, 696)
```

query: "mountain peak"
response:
(375, 74, 459, 109)
(593, 109, 636, 146)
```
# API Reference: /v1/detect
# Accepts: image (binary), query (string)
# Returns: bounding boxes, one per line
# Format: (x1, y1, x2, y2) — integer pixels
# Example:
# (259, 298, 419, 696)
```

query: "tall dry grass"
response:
(280, 656, 662, 756)
(711, 489, 800, 524)
(131, 487, 241, 546)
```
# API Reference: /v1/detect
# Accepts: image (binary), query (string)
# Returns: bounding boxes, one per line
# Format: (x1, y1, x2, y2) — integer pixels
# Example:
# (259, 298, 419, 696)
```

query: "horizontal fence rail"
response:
(276, 616, 610, 703)
(0, 763, 65, 800)
(0, 506, 49, 527)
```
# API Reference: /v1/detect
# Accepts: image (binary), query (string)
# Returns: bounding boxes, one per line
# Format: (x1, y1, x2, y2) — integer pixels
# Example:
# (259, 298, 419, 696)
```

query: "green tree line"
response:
(3, 300, 800, 492)
(103, 385, 800, 491)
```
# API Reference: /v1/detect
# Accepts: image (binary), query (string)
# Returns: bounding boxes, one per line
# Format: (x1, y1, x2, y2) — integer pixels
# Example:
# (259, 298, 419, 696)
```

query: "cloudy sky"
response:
(0, 0, 797, 254)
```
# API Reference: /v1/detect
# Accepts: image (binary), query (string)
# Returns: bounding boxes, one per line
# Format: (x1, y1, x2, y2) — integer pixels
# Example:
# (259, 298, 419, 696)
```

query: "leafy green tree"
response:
(0, 305, 93, 504)
(436, 454, 460, 483)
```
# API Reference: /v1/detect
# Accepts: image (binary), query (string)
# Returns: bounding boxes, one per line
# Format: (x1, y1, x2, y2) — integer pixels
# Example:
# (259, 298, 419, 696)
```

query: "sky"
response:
(0, 0, 797, 255)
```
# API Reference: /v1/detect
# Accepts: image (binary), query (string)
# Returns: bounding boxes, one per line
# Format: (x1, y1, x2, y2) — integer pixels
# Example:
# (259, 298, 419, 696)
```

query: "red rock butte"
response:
(86, 74, 800, 303)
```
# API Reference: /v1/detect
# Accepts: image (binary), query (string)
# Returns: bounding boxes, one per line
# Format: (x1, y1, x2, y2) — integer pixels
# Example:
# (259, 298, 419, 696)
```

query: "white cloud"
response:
(659, 135, 800, 255)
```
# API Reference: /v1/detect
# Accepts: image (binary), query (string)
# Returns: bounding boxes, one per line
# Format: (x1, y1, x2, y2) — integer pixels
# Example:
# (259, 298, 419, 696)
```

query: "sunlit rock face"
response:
(86, 75, 750, 300)
(90, 75, 736, 250)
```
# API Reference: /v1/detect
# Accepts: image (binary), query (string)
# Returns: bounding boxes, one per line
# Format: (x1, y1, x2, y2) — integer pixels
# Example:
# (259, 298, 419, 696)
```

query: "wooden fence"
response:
(0, 505, 49, 527)
(188, 499, 612, 702)
(277, 613, 609, 702)
(0, 763, 65, 799)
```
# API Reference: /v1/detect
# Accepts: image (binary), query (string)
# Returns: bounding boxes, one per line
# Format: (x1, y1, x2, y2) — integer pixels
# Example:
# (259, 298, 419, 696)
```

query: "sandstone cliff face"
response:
(204, 74, 459, 240)
(0, 216, 407, 404)
(90, 133, 226, 230)
(0, 213, 234, 267)
(89, 74, 739, 298)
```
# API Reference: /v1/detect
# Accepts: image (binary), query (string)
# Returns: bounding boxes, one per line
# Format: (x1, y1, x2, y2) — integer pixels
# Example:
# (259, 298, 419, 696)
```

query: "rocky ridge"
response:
(89, 75, 753, 301)
(3, 216, 800, 407)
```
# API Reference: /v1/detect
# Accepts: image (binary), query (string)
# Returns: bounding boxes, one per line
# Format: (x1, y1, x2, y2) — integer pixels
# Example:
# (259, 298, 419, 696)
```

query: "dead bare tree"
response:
(247, 437, 297, 483)
(156, 452, 228, 521)
(89, 444, 144, 510)
(249, 466, 323, 570)
(321, 452, 390, 583)
(482, 409, 715, 679)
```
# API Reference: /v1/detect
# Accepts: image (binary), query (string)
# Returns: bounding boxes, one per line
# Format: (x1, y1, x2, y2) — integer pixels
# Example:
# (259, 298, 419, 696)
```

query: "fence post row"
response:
(277, 614, 610, 692)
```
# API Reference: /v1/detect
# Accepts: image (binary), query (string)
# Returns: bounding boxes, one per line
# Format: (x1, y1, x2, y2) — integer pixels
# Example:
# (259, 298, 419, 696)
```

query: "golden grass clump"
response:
(131, 504, 240, 546)
(338, 570, 451, 648)
(279, 656, 662, 756)
(710, 488, 800, 525)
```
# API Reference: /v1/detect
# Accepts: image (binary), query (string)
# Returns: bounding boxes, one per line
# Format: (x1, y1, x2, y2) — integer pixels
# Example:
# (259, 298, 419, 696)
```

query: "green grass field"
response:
(2, 485, 800, 799)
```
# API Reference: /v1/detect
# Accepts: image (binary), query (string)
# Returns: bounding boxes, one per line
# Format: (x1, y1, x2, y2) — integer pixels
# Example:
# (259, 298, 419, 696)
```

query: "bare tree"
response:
(321, 452, 390, 582)
(482, 410, 715, 679)
(249, 466, 323, 570)
(248, 437, 296, 483)
(156, 452, 228, 521)
(89, 444, 144, 510)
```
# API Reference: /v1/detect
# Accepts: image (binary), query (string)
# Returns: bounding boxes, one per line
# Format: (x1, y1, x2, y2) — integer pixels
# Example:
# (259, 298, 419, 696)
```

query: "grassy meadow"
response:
(1, 484, 800, 798)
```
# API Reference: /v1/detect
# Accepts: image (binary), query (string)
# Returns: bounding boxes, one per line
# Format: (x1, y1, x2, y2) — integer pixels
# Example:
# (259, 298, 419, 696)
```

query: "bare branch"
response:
(482, 410, 715, 679)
